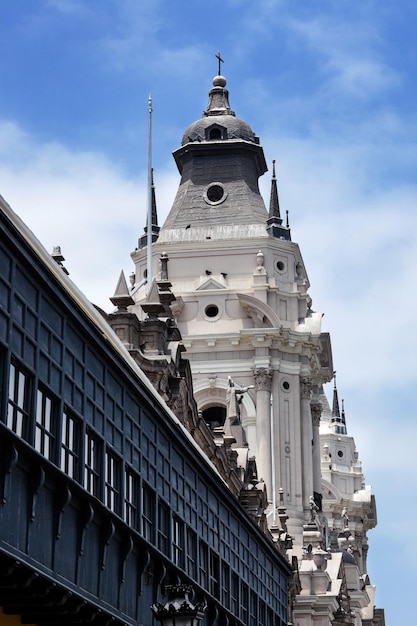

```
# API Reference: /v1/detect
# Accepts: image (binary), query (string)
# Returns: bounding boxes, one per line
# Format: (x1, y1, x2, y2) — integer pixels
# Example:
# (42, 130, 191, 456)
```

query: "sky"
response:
(0, 1, 416, 622)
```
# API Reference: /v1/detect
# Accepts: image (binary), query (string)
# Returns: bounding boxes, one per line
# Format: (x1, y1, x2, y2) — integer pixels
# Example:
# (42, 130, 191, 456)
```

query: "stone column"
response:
(300, 377, 314, 514)
(253, 368, 273, 499)
(311, 400, 322, 508)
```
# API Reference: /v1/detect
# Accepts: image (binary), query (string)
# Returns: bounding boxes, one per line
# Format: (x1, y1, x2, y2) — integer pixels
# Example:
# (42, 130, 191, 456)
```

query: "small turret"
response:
(330, 373, 347, 435)
(138, 168, 160, 249)
(266, 160, 291, 241)
(332, 373, 340, 419)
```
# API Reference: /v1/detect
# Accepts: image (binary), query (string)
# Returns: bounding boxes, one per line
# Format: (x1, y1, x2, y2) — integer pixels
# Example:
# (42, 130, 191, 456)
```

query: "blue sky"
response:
(1, 1, 416, 623)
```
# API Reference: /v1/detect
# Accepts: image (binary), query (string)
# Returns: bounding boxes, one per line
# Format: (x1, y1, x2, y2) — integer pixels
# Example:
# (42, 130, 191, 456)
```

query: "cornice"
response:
(173, 136, 268, 177)
(132, 232, 301, 258)
(183, 325, 321, 349)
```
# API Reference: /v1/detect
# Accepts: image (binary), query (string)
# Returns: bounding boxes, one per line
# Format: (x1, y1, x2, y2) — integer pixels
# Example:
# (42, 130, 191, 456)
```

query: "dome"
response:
(181, 74, 257, 146)
(181, 114, 256, 145)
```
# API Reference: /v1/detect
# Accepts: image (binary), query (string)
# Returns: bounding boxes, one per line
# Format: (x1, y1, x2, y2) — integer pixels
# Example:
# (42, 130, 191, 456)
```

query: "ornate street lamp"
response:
(152, 584, 206, 626)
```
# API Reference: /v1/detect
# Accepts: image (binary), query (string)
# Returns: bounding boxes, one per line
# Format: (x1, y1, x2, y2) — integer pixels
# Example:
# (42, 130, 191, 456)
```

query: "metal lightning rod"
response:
(146, 94, 153, 294)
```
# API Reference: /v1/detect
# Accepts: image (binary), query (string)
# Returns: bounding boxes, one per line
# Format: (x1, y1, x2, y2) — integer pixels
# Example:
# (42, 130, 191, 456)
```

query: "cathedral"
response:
(126, 67, 385, 625)
(0, 63, 385, 626)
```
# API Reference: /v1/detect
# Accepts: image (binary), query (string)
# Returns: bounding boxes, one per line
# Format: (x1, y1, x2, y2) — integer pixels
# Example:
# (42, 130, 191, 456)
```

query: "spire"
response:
(204, 74, 235, 118)
(330, 373, 347, 434)
(341, 398, 347, 431)
(161, 63, 268, 236)
(268, 160, 282, 222)
(266, 160, 291, 241)
(204, 55, 235, 118)
(110, 270, 134, 311)
(151, 167, 159, 229)
(138, 168, 160, 250)
(332, 373, 340, 419)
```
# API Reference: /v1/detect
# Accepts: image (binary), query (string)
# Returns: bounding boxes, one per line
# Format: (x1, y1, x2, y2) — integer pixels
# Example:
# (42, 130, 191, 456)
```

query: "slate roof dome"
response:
(181, 75, 258, 146)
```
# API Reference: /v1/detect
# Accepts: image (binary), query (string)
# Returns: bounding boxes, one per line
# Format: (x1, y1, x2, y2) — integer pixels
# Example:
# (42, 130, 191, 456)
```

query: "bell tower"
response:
(131, 68, 335, 543)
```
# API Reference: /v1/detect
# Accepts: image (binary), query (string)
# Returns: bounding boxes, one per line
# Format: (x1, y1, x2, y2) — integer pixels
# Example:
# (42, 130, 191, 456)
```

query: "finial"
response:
(51, 245, 69, 275)
(272, 158, 276, 179)
(110, 270, 134, 311)
(215, 50, 224, 76)
(286, 209, 289, 228)
(160, 251, 169, 281)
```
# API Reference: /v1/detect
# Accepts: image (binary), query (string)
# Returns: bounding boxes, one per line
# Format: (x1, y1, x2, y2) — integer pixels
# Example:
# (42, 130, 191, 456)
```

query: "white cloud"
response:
(3, 113, 416, 395)
(256, 125, 417, 391)
(288, 15, 400, 97)
(0, 118, 178, 312)
(91, 1, 208, 81)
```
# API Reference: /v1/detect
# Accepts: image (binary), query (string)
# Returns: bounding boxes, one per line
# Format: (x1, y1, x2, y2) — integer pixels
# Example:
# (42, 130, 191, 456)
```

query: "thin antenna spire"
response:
(146, 94, 153, 294)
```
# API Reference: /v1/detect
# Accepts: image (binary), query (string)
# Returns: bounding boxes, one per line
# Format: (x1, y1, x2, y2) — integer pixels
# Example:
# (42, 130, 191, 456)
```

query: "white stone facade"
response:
(130, 72, 384, 625)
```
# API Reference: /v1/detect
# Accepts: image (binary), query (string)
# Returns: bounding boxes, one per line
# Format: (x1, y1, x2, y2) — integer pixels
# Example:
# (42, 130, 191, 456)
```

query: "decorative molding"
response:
(254, 367, 273, 391)
(300, 376, 312, 399)
(311, 402, 322, 426)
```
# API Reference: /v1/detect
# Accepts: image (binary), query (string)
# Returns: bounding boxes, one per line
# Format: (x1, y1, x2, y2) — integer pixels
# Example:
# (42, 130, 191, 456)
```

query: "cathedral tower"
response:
(131, 71, 334, 542)
(128, 64, 384, 625)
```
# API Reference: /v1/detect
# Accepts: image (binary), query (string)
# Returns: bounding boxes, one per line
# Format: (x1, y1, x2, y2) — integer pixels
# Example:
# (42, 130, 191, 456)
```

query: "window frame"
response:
(173, 516, 185, 569)
(142, 483, 155, 543)
(84, 429, 103, 498)
(35, 386, 57, 461)
(61, 408, 81, 481)
(124, 465, 139, 529)
(105, 447, 121, 514)
(7, 360, 31, 439)
(158, 499, 170, 555)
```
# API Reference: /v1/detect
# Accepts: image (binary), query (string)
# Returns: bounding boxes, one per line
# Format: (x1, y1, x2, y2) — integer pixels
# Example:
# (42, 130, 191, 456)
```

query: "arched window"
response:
(205, 124, 226, 141)
(202, 406, 226, 430)
(209, 127, 222, 140)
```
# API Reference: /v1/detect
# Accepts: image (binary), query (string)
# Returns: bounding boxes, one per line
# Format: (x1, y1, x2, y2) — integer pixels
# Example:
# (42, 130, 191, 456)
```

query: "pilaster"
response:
(253, 367, 273, 495)
(311, 399, 323, 507)
(300, 376, 314, 515)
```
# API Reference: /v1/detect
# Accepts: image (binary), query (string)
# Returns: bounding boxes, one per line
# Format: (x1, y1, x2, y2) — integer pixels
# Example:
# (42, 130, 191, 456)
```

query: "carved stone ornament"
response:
(300, 377, 312, 399)
(310, 402, 322, 426)
(254, 368, 273, 391)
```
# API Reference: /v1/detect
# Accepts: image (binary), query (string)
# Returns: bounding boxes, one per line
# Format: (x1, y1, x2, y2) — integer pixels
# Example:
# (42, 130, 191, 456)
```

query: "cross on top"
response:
(215, 51, 224, 76)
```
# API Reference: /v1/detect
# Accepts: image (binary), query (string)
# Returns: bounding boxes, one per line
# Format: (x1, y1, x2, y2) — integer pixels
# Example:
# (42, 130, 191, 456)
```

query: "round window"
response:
(207, 185, 224, 202)
(276, 260, 285, 272)
(204, 183, 227, 205)
(282, 380, 290, 391)
(205, 304, 219, 318)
